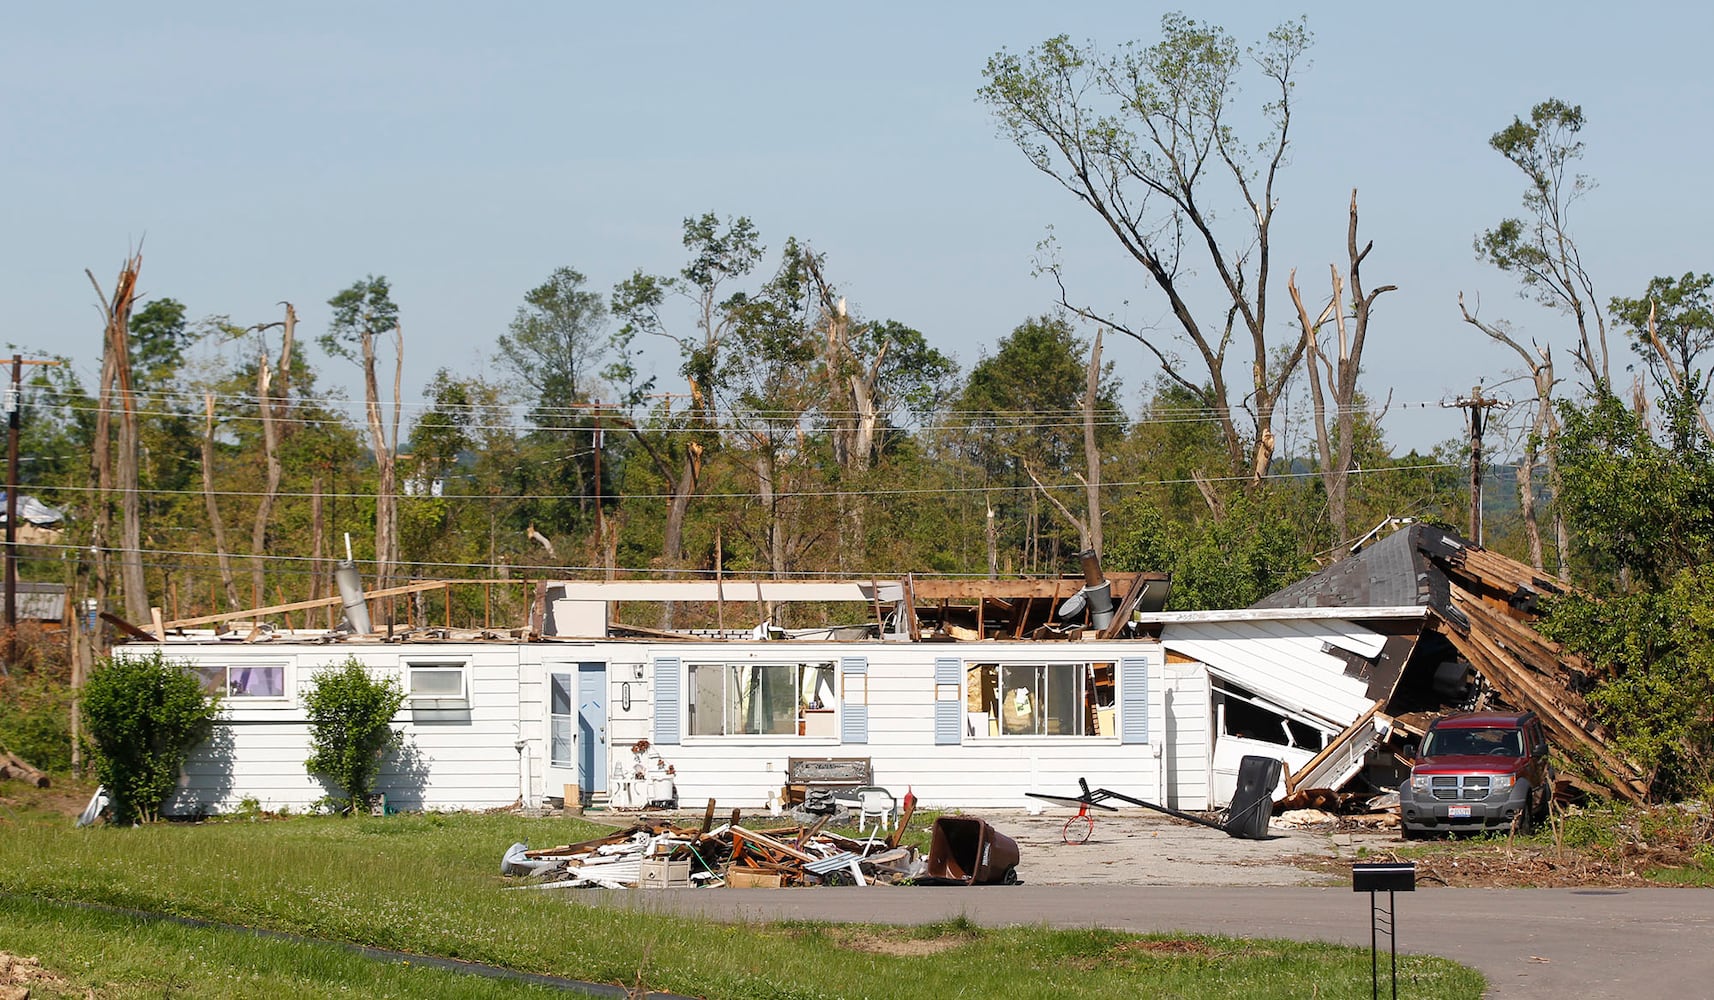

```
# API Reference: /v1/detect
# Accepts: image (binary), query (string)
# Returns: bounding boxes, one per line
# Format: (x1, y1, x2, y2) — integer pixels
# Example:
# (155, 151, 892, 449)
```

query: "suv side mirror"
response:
(1403, 742, 1419, 762)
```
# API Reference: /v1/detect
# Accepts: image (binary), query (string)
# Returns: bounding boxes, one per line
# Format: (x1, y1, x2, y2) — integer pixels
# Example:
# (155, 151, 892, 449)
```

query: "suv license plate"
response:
(1448, 805, 1472, 819)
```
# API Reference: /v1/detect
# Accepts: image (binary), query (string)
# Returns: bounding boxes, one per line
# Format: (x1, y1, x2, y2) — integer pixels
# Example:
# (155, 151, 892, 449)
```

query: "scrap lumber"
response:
(888, 788, 917, 849)
(504, 806, 943, 891)
(1434, 612, 1647, 803)
(1286, 701, 1384, 795)
(729, 825, 817, 863)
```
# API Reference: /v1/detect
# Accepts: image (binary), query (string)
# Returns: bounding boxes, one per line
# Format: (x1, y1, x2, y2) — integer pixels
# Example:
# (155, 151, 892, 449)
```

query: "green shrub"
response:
(80, 650, 221, 824)
(0, 675, 73, 772)
(303, 658, 405, 815)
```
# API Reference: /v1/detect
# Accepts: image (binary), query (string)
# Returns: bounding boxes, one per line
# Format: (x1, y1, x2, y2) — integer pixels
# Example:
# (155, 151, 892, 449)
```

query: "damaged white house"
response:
(123, 526, 1639, 817)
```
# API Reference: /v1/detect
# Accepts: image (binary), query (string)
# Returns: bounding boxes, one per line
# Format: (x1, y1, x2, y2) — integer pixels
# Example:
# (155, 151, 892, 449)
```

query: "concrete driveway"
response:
(612, 884, 1714, 999)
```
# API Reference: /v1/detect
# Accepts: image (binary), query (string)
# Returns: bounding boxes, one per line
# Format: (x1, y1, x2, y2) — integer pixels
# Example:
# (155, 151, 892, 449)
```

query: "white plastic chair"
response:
(851, 785, 896, 835)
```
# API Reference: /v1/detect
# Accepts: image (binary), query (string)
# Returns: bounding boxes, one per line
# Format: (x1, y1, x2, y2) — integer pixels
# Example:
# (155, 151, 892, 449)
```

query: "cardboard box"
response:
(724, 869, 782, 889)
(638, 858, 690, 889)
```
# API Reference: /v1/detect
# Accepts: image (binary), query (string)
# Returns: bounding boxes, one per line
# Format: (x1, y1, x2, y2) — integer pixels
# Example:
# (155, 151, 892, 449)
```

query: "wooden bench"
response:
(782, 756, 873, 806)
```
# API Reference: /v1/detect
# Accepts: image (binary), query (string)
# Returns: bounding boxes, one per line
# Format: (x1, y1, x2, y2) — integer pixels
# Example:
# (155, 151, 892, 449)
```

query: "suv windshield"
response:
(1423, 726, 1522, 758)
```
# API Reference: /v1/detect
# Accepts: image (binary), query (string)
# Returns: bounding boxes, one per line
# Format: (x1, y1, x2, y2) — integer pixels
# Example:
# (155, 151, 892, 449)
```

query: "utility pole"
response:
(592, 403, 603, 545)
(1444, 385, 1507, 546)
(4, 355, 62, 669)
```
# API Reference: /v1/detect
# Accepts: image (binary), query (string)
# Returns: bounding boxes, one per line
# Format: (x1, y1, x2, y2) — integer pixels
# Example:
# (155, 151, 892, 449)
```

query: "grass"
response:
(0, 896, 565, 999)
(0, 786, 1485, 999)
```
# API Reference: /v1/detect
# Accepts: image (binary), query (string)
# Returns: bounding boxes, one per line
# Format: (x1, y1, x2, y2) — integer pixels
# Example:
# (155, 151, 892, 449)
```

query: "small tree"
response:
(303, 658, 406, 814)
(81, 650, 222, 824)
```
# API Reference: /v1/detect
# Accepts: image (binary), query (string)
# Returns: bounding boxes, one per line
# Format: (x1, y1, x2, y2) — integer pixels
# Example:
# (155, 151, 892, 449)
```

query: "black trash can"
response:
(924, 816, 1021, 885)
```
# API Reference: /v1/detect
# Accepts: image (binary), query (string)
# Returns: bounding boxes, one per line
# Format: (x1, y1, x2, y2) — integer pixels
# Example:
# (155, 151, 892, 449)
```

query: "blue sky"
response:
(4, 1, 1710, 455)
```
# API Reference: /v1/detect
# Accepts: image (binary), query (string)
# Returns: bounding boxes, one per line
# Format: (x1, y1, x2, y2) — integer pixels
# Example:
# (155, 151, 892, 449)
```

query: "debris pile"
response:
(502, 812, 931, 890)
(502, 794, 1027, 890)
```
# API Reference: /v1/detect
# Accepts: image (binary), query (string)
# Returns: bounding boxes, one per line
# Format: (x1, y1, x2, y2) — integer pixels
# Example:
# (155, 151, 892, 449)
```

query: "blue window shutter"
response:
(933, 657, 961, 745)
(840, 656, 868, 745)
(1119, 657, 1149, 744)
(934, 702, 961, 745)
(653, 657, 681, 746)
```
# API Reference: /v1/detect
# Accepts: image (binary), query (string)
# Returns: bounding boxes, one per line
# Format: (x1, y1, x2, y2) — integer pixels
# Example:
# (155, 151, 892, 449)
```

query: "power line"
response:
(25, 460, 1460, 504)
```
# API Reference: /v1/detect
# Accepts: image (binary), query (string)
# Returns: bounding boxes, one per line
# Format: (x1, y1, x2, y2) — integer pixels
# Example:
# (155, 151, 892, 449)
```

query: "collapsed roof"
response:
(1253, 523, 1647, 802)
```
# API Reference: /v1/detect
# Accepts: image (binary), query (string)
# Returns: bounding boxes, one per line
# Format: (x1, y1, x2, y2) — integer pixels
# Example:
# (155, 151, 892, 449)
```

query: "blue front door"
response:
(577, 662, 607, 799)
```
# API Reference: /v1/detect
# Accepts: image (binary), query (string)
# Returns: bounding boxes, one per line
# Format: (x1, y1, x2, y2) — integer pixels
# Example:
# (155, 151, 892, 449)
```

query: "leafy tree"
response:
(720, 238, 822, 584)
(611, 213, 764, 580)
(1540, 567, 1714, 797)
(129, 297, 193, 390)
(1476, 98, 1612, 388)
(1555, 386, 1714, 589)
(1105, 489, 1310, 610)
(980, 15, 1313, 483)
(497, 267, 608, 425)
(954, 314, 1121, 571)
(1610, 272, 1714, 414)
(1464, 97, 1612, 574)
(1539, 383, 1714, 796)
(303, 658, 406, 815)
(80, 650, 221, 824)
(323, 276, 404, 590)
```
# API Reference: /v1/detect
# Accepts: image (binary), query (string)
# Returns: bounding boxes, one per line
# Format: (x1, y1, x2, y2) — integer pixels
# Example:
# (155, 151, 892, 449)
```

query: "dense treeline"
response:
(12, 226, 1468, 630)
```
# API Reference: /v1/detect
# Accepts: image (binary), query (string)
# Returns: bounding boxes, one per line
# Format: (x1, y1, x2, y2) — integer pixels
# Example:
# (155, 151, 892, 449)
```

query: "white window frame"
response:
(549, 671, 574, 768)
(405, 660, 470, 706)
(965, 660, 1117, 741)
(193, 661, 290, 702)
(685, 661, 837, 740)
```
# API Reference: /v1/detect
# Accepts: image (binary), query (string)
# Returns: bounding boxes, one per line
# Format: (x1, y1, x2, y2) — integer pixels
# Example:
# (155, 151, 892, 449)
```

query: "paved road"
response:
(602, 885, 1714, 999)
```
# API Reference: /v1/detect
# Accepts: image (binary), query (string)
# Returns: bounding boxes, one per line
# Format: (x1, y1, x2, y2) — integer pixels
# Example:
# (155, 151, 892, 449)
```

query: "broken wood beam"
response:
(161, 579, 458, 630)
(729, 825, 818, 863)
(1287, 701, 1383, 795)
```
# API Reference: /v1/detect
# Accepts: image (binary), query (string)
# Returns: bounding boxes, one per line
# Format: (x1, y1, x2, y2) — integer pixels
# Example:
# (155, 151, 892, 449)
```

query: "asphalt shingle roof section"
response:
(1250, 523, 1455, 611)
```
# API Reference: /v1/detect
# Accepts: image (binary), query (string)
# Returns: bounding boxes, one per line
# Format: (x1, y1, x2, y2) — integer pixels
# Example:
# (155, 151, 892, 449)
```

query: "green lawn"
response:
(0, 790, 1484, 999)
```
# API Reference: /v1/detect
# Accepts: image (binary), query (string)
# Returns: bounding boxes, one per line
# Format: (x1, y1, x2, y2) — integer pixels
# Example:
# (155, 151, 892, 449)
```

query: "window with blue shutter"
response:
(1119, 656, 1149, 744)
(653, 657, 681, 746)
(934, 656, 962, 745)
(840, 655, 868, 745)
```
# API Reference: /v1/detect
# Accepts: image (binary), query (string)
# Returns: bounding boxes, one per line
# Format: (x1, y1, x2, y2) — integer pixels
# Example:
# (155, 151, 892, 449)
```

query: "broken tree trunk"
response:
(248, 304, 294, 608)
(201, 394, 242, 609)
(0, 750, 50, 788)
(87, 255, 147, 622)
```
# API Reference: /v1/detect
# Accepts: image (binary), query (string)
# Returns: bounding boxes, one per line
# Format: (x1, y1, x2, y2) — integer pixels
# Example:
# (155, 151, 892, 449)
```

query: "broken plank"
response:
(729, 826, 817, 863)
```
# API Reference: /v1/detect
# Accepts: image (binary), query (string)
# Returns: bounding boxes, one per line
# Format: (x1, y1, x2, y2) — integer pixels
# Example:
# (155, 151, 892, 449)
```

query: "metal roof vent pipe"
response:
(335, 533, 373, 635)
(1057, 549, 1116, 630)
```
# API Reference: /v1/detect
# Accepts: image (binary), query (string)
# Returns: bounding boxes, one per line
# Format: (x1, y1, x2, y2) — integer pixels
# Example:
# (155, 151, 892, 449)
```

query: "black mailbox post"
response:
(1353, 862, 1417, 893)
(1353, 862, 1415, 1000)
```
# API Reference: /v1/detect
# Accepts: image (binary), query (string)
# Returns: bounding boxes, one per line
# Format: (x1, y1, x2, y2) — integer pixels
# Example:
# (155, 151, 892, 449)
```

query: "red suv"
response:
(1399, 711, 1553, 837)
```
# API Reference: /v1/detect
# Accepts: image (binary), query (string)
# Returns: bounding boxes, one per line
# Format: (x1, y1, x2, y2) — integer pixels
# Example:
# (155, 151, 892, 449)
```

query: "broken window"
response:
(964, 662, 1114, 737)
(687, 662, 836, 737)
(193, 663, 286, 699)
(1212, 681, 1331, 751)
